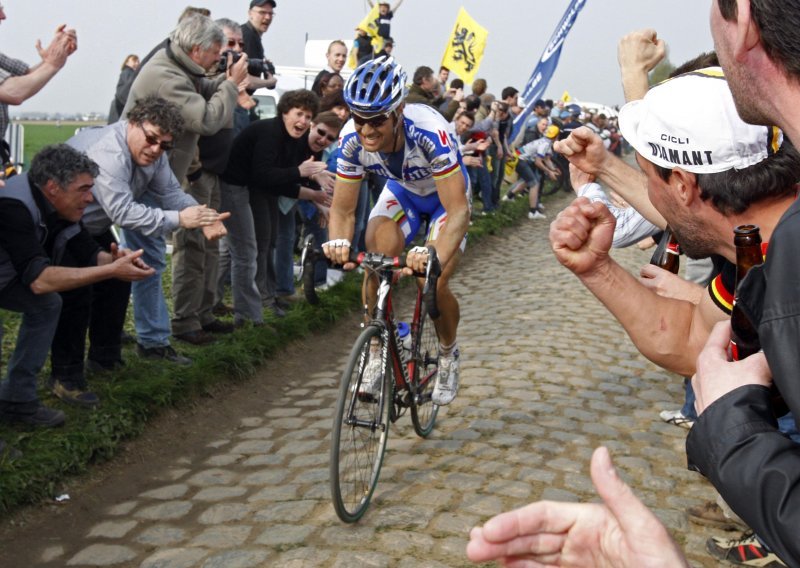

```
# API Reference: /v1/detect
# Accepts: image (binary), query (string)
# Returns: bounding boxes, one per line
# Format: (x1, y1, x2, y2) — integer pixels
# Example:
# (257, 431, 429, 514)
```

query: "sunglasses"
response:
(139, 124, 174, 152)
(316, 127, 337, 143)
(352, 112, 392, 128)
(227, 39, 246, 49)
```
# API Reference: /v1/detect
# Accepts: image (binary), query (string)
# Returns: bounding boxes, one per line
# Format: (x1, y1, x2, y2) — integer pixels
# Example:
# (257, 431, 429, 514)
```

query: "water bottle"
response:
(397, 321, 412, 363)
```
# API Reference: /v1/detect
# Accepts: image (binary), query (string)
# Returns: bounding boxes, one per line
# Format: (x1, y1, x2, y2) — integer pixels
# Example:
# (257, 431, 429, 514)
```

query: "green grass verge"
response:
(0, 188, 533, 516)
(14, 121, 104, 167)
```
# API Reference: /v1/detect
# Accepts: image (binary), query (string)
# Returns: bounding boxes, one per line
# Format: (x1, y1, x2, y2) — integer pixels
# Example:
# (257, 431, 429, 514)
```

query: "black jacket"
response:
(222, 117, 311, 199)
(687, 196, 800, 566)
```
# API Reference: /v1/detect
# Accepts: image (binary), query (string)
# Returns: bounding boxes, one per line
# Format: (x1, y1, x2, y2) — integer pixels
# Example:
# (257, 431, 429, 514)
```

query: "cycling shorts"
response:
(369, 180, 468, 251)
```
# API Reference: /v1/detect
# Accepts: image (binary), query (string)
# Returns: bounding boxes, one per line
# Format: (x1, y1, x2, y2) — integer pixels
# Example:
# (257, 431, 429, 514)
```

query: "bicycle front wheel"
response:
(410, 300, 440, 437)
(330, 324, 392, 523)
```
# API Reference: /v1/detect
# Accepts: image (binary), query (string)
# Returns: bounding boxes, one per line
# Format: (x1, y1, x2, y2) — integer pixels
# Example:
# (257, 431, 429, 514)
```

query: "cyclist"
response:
(323, 56, 471, 406)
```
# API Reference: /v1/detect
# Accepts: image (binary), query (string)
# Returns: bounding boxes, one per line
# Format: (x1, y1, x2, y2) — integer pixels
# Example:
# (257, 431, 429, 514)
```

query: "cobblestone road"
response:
(7, 194, 723, 567)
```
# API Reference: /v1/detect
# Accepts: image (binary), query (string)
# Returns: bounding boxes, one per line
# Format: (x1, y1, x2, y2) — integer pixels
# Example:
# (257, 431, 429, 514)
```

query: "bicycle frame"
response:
(372, 272, 417, 412)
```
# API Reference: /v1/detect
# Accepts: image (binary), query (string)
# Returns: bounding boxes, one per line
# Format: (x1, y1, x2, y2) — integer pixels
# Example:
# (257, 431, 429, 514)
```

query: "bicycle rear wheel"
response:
(330, 324, 392, 522)
(410, 300, 439, 437)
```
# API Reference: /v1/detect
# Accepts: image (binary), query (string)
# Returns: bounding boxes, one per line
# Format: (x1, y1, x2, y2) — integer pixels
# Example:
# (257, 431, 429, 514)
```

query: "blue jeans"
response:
(122, 224, 171, 349)
(681, 378, 698, 420)
(219, 181, 263, 324)
(468, 164, 494, 212)
(275, 203, 297, 297)
(683, 380, 800, 443)
(778, 412, 800, 444)
(0, 281, 62, 403)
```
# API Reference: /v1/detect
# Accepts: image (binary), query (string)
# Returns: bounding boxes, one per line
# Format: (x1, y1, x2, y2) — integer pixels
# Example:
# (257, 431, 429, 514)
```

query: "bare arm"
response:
(550, 198, 725, 376)
(639, 264, 705, 304)
(30, 249, 154, 295)
(428, 172, 470, 268)
(324, 178, 362, 267)
(0, 26, 76, 105)
(618, 29, 667, 102)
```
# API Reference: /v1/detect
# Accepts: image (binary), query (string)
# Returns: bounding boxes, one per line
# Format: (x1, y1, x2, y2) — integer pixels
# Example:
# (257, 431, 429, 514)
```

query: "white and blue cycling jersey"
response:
(336, 104, 470, 246)
(336, 104, 468, 197)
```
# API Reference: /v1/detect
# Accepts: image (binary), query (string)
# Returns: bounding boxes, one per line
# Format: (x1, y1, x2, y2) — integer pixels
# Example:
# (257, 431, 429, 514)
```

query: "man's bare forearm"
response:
(577, 259, 701, 375)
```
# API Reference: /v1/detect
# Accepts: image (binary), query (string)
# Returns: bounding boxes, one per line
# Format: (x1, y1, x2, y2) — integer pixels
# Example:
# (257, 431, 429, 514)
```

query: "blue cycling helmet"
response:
(343, 56, 408, 116)
(566, 103, 582, 116)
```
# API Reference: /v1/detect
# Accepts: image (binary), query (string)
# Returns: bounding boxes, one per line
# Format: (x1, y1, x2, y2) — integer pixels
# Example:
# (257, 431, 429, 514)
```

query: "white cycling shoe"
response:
(432, 349, 460, 406)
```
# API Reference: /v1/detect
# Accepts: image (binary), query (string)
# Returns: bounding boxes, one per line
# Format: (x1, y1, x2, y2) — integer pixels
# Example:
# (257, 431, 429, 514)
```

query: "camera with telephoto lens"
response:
(219, 50, 276, 77)
(248, 58, 276, 77)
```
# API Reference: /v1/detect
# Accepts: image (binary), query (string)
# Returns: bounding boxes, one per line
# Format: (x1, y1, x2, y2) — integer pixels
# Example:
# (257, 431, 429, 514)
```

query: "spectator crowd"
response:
(0, 1, 797, 566)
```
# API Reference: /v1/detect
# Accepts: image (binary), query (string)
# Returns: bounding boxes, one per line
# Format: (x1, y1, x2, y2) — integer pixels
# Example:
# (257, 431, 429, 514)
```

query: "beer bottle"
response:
(650, 227, 681, 274)
(728, 225, 762, 361)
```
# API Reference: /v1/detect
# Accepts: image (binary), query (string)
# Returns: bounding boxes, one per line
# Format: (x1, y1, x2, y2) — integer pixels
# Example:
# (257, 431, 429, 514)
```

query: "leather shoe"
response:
(202, 319, 235, 334)
(174, 329, 216, 345)
(212, 303, 234, 316)
(86, 358, 125, 375)
(266, 301, 286, 318)
(0, 401, 66, 427)
(49, 378, 100, 408)
(136, 344, 193, 365)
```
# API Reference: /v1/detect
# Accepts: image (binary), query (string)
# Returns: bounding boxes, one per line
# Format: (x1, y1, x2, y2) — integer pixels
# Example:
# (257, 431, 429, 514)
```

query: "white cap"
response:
(618, 67, 782, 174)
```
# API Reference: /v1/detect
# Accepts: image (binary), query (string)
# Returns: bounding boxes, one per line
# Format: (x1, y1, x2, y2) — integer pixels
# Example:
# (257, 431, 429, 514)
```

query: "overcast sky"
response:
(1, 0, 713, 115)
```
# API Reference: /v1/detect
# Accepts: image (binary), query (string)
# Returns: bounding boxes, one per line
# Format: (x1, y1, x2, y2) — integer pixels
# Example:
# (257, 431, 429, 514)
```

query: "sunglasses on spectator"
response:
(316, 128, 338, 143)
(139, 124, 174, 152)
(352, 112, 392, 128)
(227, 39, 246, 49)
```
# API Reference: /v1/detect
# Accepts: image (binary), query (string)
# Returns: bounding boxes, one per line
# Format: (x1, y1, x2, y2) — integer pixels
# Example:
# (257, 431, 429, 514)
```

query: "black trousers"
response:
(50, 230, 131, 380)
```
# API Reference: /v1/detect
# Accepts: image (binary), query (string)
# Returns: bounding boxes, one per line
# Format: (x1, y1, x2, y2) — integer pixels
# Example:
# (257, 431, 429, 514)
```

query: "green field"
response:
(14, 121, 105, 167)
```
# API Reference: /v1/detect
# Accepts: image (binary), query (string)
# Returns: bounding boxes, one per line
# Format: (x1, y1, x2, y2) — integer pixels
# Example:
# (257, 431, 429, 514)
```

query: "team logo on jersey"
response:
(431, 155, 452, 170)
(438, 130, 449, 146)
(386, 199, 399, 208)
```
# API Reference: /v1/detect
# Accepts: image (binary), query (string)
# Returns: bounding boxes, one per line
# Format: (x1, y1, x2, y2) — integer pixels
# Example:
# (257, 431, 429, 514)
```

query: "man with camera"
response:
(119, 13, 246, 362)
(170, 18, 254, 346)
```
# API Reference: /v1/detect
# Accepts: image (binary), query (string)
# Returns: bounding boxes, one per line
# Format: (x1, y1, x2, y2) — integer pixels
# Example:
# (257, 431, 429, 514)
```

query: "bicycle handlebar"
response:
(301, 235, 441, 319)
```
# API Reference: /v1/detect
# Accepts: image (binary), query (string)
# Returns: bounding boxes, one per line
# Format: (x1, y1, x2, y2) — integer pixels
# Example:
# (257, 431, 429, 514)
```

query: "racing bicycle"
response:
(301, 237, 442, 523)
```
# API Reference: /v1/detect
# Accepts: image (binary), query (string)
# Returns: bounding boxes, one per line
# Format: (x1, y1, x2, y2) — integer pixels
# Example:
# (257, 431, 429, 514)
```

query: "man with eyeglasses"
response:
(325, 56, 471, 406)
(119, 13, 245, 363)
(241, 0, 277, 95)
(52, 96, 228, 400)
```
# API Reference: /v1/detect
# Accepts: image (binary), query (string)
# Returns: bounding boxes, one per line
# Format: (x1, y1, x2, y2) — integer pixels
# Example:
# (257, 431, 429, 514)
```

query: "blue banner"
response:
(511, 0, 588, 141)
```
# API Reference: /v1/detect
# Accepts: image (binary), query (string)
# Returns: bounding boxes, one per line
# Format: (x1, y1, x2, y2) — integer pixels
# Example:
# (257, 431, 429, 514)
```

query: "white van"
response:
(250, 72, 317, 120)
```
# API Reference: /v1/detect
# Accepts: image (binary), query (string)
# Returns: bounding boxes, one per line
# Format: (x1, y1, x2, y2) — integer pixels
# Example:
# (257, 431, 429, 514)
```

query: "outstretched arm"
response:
(0, 25, 77, 105)
(550, 198, 724, 376)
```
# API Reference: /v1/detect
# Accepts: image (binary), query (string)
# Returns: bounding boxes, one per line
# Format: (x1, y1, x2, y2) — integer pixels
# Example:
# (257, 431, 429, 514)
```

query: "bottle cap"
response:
(397, 321, 410, 337)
